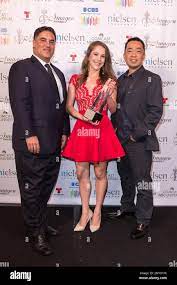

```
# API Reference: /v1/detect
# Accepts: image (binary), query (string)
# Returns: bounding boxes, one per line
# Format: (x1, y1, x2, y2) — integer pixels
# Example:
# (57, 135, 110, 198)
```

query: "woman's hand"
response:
(81, 115, 89, 122)
(89, 120, 100, 126)
(103, 78, 117, 97)
(82, 114, 100, 126)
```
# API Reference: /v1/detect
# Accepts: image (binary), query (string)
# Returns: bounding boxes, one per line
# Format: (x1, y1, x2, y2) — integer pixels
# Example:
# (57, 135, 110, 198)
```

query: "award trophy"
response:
(84, 90, 110, 122)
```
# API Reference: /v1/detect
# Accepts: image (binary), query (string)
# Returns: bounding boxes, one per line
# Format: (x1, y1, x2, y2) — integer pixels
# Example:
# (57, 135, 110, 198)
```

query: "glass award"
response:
(84, 90, 109, 122)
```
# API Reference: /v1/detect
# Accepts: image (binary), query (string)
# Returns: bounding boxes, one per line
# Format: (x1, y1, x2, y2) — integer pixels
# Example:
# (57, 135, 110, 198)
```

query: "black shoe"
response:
(117, 211, 135, 219)
(130, 223, 149, 239)
(32, 234, 53, 256)
(46, 226, 59, 237)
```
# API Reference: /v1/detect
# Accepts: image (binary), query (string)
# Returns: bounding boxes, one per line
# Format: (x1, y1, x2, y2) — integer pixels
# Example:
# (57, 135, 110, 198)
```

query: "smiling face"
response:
(33, 30, 56, 63)
(88, 45, 106, 73)
(124, 40, 145, 74)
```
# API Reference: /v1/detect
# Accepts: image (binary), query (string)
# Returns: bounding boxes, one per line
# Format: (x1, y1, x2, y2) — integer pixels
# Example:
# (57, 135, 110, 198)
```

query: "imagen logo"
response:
(144, 35, 176, 49)
(160, 118, 172, 124)
(145, 0, 174, 7)
(14, 29, 33, 45)
(142, 11, 176, 27)
(0, 56, 23, 64)
(153, 155, 171, 163)
(162, 81, 175, 88)
(39, 10, 74, 25)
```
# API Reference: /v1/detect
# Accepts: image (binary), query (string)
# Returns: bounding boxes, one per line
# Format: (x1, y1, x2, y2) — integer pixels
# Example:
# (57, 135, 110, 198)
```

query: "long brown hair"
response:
(78, 41, 116, 86)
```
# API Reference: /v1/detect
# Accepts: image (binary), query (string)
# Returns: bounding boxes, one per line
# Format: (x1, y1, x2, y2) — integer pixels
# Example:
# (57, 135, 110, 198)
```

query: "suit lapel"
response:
(31, 55, 58, 91)
(31, 55, 47, 75)
(30, 56, 66, 100)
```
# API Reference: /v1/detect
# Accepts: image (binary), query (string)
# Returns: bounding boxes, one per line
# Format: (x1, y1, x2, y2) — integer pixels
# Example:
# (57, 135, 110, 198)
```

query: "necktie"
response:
(45, 63, 61, 103)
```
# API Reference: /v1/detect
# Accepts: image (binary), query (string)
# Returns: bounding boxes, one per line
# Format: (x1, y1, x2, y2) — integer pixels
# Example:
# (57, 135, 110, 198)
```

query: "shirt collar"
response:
(33, 54, 51, 67)
(124, 65, 144, 79)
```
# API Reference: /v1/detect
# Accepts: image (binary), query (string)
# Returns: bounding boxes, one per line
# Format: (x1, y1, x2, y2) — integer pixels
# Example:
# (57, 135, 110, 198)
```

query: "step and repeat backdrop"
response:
(0, 0, 177, 205)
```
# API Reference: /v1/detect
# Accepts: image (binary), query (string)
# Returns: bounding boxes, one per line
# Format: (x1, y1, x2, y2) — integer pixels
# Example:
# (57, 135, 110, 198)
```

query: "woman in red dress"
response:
(62, 41, 125, 232)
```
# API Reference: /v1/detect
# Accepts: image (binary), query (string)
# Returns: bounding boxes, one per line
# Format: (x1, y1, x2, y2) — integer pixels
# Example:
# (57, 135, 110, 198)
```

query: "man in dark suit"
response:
(8, 26, 70, 255)
(112, 37, 163, 239)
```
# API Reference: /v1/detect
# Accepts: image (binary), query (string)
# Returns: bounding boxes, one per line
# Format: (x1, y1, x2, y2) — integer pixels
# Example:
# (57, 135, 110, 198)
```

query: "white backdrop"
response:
(0, 0, 177, 205)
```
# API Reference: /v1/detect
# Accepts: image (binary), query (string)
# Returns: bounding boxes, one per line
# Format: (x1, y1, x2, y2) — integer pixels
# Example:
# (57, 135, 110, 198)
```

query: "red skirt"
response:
(62, 114, 125, 162)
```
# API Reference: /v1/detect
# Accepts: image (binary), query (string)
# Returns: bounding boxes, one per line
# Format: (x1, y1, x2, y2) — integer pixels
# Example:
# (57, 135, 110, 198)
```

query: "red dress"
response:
(62, 74, 125, 162)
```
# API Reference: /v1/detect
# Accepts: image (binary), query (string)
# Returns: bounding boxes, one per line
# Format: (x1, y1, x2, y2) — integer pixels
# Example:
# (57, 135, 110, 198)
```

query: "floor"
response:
(0, 205, 177, 270)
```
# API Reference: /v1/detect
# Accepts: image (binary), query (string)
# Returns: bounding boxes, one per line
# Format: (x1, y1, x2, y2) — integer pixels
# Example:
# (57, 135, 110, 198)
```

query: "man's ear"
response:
(33, 39, 36, 50)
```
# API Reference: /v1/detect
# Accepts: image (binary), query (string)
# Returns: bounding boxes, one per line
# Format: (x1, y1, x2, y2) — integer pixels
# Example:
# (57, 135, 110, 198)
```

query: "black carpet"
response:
(0, 206, 177, 280)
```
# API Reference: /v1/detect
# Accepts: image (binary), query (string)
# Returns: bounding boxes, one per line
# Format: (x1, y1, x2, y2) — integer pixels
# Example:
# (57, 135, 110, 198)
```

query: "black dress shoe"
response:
(32, 234, 53, 256)
(46, 226, 59, 236)
(116, 211, 135, 219)
(130, 223, 149, 239)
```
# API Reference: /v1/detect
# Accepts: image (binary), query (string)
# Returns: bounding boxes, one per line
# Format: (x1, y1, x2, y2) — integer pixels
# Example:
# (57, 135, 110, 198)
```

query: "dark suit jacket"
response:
(111, 66, 163, 151)
(8, 55, 70, 154)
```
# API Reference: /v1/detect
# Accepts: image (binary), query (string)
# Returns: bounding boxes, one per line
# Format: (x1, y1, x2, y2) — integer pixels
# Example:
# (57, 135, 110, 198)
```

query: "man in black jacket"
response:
(8, 26, 70, 255)
(112, 37, 163, 239)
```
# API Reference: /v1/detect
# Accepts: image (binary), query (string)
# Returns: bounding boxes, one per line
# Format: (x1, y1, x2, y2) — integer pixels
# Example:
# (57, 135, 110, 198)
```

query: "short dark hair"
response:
(33, 26, 56, 41)
(124, 37, 145, 51)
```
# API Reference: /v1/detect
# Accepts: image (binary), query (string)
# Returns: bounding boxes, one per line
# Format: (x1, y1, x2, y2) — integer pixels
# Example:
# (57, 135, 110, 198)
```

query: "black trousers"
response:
(15, 151, 61, 236)
(117, 141, 153, 226)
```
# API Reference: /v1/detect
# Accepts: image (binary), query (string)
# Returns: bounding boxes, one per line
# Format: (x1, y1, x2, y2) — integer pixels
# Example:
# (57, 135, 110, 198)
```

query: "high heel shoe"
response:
(74, 209, 93, 232)
(90, 214, 101, 233)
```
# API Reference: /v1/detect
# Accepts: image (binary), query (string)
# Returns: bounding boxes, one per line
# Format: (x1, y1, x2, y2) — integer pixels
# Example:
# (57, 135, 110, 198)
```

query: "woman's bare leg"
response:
(75, 162, 92, 226)
(92, 162, 108, 226)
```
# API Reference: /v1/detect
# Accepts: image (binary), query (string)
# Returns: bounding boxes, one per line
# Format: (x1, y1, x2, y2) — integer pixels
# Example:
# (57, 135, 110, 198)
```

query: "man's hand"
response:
(61, 135, 68, 150)
(26, 136, 40, 154)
